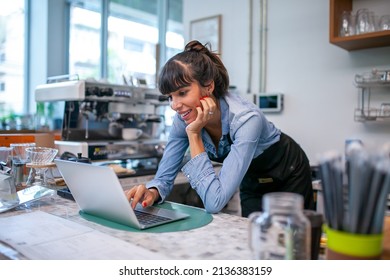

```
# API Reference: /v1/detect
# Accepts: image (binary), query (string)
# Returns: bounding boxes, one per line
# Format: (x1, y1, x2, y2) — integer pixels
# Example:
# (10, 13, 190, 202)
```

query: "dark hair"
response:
(158, 40, 229, 98)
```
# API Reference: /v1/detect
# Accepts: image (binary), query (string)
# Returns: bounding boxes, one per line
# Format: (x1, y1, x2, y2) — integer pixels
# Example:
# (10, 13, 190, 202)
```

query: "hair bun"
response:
(185, 40, 208, 53)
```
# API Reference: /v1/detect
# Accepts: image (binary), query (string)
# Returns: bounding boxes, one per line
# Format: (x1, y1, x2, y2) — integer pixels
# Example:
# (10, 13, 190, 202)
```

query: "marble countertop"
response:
(0, 193, 252, 260)
(2, 191, 390, 260)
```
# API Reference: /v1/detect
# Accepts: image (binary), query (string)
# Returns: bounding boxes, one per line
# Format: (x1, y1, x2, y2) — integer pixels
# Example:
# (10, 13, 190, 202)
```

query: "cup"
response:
(325, 226, 383, 259)
(380, 103, 390, 117)
(122, 128, 143, 140)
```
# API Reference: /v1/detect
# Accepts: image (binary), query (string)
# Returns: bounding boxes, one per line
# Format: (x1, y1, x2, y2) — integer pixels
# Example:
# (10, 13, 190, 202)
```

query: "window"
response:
(0, 0, 25, 119)
(166, 0, 185, 59)
(68, 0, 184, 87)
(68, 0, 102, 81)
(107, 0, 159, 85)
(0, 0, 183, 130)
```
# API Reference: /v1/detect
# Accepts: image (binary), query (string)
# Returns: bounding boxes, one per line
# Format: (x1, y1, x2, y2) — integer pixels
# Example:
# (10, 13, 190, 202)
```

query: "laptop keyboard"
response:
(134, 209, 172, 226)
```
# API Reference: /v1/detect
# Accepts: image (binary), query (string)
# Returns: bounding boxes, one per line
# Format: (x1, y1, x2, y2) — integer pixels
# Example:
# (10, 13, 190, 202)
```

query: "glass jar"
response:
(248, 192, 311, 260)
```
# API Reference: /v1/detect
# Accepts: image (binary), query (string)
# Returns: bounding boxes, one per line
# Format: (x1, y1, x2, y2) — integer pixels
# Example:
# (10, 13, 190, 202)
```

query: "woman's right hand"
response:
(125, 185, 159, 209)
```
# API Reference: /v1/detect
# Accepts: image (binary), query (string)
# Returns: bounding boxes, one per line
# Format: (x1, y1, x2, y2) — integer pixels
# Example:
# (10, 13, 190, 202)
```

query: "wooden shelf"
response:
(329, 0, 390, 51)
(331, 30, 390, 51)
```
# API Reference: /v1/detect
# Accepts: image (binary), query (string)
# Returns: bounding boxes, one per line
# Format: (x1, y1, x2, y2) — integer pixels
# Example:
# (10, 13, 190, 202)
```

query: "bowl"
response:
(122, 128, 143, 140)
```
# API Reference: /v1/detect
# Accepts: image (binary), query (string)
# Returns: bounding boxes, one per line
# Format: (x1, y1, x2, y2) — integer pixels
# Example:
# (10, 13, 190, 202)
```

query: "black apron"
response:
(239, 133, 315, 217)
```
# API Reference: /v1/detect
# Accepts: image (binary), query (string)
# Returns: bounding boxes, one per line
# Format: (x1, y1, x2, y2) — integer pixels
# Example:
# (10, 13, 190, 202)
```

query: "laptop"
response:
(54, 159, 189, 229)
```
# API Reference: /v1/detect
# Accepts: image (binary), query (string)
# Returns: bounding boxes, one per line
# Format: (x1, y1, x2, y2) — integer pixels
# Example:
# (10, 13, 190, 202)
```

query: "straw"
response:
(318, 147, 390, 234)
(318, 151, 342, 229)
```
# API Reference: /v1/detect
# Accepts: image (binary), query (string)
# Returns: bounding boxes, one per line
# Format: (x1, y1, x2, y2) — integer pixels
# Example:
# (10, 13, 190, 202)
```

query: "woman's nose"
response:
(170, 98, 181, 111)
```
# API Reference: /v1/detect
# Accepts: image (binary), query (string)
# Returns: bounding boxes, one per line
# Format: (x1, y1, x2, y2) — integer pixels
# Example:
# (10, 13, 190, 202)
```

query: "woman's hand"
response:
(185, 96, 217, 134)
(125, 185, 159, 209)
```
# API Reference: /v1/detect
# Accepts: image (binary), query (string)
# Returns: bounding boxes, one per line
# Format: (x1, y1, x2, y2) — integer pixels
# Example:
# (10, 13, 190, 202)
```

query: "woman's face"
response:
(168, 82, 205, 124)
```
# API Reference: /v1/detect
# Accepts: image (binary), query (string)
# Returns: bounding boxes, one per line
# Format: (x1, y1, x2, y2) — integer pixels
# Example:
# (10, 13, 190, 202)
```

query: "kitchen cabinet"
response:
(354, 70, 390, 122)
(329, 0, 390, 51)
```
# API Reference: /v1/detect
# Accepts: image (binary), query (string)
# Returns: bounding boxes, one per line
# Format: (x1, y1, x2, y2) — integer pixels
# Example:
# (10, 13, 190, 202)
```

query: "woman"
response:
(126, 40, 314, 217)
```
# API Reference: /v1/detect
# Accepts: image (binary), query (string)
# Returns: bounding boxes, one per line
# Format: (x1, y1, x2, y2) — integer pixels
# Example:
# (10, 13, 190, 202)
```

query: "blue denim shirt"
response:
(146, 92, 280, 213)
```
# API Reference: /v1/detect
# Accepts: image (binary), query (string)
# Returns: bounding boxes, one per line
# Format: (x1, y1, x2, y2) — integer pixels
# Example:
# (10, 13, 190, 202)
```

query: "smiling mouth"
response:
(180, 109, 192, 119)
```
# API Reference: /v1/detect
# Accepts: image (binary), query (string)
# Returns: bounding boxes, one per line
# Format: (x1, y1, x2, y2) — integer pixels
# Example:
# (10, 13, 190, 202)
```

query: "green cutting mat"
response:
(79, 201, 213, 233)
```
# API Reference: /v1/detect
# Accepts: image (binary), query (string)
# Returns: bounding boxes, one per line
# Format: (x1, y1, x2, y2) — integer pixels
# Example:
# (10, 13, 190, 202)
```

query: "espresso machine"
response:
(35, 78, 170, 177)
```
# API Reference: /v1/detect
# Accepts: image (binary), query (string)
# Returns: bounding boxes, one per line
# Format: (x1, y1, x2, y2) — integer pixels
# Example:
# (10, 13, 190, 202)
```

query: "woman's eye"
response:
(178, 91, 186, 96)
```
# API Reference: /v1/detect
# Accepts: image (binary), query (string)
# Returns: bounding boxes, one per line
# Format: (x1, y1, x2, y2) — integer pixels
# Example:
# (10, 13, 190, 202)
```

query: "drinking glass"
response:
(355, 8, 370, 34)
(368, 12, 378, 32)
(10, 143, 36, 164)
(339, 11, 355, 36)
(10, 143, 36, 190)
(0, 147, 13, 168)
(379, 15, 390, 31)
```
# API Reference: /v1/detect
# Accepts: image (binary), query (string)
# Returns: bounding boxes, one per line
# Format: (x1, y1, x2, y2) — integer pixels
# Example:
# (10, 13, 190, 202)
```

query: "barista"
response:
(126, 40, 314, 217)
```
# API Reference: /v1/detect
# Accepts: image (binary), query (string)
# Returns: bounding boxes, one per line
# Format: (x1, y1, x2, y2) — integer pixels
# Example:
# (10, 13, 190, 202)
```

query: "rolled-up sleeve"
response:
(181, 152, 215, 188)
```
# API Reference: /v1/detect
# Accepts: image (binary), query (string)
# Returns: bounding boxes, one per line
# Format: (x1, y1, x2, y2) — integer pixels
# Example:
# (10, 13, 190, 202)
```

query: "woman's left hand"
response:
(186, 96, 217, 134)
